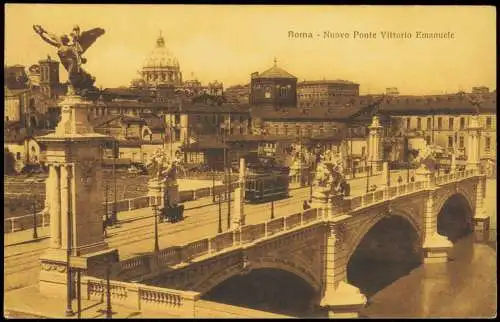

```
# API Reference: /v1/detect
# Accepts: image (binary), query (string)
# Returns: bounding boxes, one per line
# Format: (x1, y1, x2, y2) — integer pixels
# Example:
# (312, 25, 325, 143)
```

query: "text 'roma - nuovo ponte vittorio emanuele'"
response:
(35, 101, 490, 318)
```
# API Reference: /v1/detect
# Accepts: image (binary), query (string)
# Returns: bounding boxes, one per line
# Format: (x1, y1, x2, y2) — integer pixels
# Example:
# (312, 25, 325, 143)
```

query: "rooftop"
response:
(299, 80, 359, 86)
(253, 59, 296, 80)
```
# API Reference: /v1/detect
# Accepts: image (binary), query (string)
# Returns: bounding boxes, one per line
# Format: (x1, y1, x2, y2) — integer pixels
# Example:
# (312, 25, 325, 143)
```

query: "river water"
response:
(360, 179, 497, 318)
(360, 235, 497, 318)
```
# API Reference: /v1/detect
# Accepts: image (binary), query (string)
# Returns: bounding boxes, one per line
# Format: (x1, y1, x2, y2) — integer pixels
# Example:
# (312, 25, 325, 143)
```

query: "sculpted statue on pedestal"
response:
(313, 149, 348, 197)
(33, 24, 105, 96)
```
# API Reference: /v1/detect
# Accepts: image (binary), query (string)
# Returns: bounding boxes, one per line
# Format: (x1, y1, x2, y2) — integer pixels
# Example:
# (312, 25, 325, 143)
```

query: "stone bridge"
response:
(102, 168, 488, 317)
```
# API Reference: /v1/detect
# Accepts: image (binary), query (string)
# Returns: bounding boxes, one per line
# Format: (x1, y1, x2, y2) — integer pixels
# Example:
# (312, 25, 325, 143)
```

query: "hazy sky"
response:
(5, 5, 496, 94)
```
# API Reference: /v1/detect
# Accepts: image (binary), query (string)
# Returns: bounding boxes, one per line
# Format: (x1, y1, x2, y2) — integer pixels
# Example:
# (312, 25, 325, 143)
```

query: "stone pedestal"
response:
(320, 281, 367, 318)
(165, 181, 179, 207)
(310, 188, 331, 218)
(415, 164, 433, 183)
(422, 233, 453, 264)
(36, 93, 119, 297)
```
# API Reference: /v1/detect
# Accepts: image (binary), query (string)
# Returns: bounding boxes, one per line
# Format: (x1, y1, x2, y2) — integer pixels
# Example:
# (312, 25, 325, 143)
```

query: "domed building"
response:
(141, 32, 183, 88)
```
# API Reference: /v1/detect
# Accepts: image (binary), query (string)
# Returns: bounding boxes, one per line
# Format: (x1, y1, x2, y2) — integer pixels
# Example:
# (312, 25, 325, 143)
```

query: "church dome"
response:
(143, 34, 179, 69)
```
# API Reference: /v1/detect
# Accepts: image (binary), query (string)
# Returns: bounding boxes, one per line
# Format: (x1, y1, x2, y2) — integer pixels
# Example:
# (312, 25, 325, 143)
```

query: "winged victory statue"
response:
(33, 24, 105, 97)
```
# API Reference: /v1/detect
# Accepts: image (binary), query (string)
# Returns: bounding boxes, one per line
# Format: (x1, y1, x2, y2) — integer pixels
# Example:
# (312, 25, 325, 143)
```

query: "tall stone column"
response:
(466, 115, 481, 171)
(59, 164, 70, 250)
(320, 223, 366, 318)
(232, 158, 246, 229)
(38, 92, 118, 297)
(368, 115, 383, 173)
(422, 191, 453, 263)
(49, 164, 61, 248)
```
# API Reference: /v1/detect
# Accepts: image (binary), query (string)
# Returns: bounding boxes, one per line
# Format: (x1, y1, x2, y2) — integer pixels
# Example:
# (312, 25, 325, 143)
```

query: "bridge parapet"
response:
(340, 168, 480, 214)
(83, 276, 200, 317)
(116, 208, 322, 281)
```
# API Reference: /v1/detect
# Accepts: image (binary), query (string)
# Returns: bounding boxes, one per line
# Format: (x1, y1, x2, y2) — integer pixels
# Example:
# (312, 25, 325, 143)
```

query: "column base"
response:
(39, 248, 119, 297)
(422, 233, 453, 264)
(473, 214, 490, 243)
(320, 281, 367, 318)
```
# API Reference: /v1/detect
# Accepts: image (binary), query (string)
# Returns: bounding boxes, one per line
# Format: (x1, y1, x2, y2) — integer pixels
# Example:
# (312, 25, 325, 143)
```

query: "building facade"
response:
(297, 80, 360, 108)
(249, 60, 297, 108)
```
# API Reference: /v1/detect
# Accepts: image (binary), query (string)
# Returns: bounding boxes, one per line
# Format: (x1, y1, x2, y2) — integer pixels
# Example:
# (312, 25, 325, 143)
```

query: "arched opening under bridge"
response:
(347, 215, 422, 299)
(201, 268, 317, 317)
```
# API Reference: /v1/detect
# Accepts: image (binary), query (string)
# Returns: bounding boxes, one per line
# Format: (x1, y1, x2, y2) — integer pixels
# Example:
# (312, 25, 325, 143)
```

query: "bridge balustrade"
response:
(4, 211, 49, 233)
(284, 212, 302, 229)
(84, 277, 199, 317)
(181, 239, 210, 262)
(302, 208, 319, 223)
(209, 232, 235, 252)
(266, 217, 285, 236)
(158, 247, 182, 266)
(241, 223, 267, 244)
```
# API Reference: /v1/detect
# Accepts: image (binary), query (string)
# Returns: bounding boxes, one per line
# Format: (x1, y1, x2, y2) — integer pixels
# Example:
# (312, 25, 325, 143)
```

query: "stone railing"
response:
(84, 277, 200, 317)
(3, 211, 50, 234)
(117, 208, 321, 279)
(344, 168, 480, 212)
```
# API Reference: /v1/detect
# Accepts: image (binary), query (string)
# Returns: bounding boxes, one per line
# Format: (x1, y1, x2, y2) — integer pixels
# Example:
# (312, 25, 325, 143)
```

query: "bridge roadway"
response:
(4, 169, 412, 291)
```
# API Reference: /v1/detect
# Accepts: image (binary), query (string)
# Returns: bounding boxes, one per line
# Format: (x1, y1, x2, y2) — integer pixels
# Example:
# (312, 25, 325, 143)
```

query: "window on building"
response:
(280, 87, 288, 97)
(460, 117, 465, 129)
(417, 118, 422, 130)
(406, 118, 410, 129)
(448, 136, 453, 147)
(427, 118, 432, 130)
(16, 152, 21, 160)
(425, 136, 431, 145)
(361, 146, 366, 156)
(132, 152, 137, 162)
(485, 137, 491, 151)
(448, 117, 454, 130)
(119, 152, 124, 159)
(459, 136, 465, 148)
(438, 117, 443, 130)
(486, 117, 492, 129)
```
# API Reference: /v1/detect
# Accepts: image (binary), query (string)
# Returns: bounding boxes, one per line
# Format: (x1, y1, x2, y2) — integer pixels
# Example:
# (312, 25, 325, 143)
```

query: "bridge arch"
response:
(194, 255, 321, 295)
(200, 262, 319, 317)
(346, 210, 422, 297)
(345, 208, 423, 265)
(436, 193, 474, 243)
(434, 190, 474, 224)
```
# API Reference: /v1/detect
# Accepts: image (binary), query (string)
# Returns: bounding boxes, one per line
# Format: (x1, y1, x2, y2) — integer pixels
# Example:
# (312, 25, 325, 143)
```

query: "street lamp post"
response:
(218, 193, 222, 233)
(212, 170, 216, 203)
(105, 263, 112, 319)
(153, 204, 159, 253)
(32, 199, 38, 239)
(111, 141, 117, 225)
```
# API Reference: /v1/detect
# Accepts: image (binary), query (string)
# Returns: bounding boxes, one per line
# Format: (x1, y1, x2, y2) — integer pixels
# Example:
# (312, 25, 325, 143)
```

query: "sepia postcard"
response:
(3, 4, 496, 319)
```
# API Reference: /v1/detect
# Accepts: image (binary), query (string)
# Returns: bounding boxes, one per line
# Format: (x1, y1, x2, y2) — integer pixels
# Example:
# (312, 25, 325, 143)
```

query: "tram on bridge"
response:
(238, 155, 290, 203)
